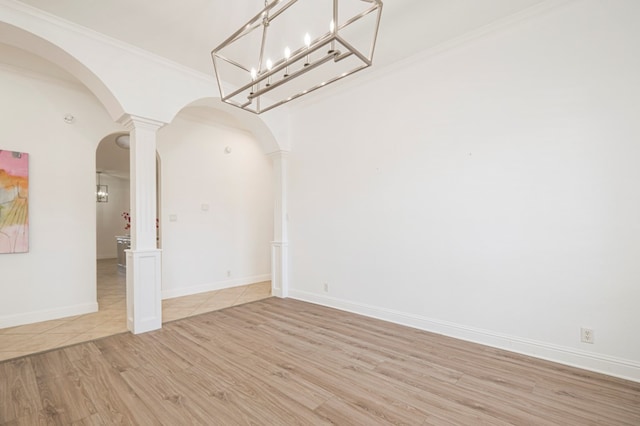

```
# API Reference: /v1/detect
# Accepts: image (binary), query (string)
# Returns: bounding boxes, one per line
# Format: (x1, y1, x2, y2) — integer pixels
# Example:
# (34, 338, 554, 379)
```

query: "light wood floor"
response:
(0, 259, 271, 362)
(1, 298, 638, 425)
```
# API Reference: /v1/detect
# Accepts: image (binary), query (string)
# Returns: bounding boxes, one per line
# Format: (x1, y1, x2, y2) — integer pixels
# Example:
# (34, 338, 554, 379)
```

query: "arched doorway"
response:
(94, 133, 131, 336)
(157, 104, 275, 320)
(0, 16, 288, 344)
(0, 41, 127, 357)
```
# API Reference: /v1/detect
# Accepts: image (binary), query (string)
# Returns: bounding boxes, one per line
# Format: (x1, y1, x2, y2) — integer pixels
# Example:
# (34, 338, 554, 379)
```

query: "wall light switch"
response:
(169, 214, 177, 222)
(201, 204, 210, 211)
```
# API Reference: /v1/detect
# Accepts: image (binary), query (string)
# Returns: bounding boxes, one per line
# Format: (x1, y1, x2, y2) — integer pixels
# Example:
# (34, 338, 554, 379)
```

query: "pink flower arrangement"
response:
(122, 212, 131, 231)
(122, 212, 159, 231)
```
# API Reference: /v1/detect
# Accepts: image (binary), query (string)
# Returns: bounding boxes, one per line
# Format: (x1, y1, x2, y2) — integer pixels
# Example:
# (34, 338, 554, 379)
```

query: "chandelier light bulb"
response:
(266, 59, 273, 86)
(304, 33, 311, 66)
(329, 20, 336, 54)
(250, 67, 257, 96)
(284, 47, 291, 78)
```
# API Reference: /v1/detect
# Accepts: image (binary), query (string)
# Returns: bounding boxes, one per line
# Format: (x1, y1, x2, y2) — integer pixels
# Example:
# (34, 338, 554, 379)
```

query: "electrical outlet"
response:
(227, 270, 231, 277)
(581, 327, 594, 344)
(323, 282, 329, 292)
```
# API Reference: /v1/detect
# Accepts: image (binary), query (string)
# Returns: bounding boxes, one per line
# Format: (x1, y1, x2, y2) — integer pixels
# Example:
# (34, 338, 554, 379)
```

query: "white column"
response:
(119, 115, 164, 334)
(269, 150, 289, 298)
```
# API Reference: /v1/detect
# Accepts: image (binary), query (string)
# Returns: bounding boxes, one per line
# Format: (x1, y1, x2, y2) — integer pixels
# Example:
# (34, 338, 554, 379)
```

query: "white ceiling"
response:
(16, 0, 546, 76)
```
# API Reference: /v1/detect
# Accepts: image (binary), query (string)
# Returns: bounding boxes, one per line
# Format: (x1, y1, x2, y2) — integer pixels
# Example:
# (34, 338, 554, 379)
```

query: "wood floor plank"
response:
(224, 306, 386, 370)
(157, 324, 334, 425)
(158, 365, 264, 425)
(63, 341, 104, 363)
(68, 344, 161, 426)
(30, 349, 98, 425)
(1, 297, 639, 425)
(314, 396, 406, 425)
(247, 319, 522, 424)
(33, 369, 75, 424)
(91, 335, 141, 373)
(142, 325, 287, 424)
(0, 358, 42, 424)
(247, 337, 432, 424)
(2, 409, 50, 426)
(162, 321, 334, 412)
(70, 413, 107, 425)
(455, 373, 632, 426)
(119, 365, 215, 425)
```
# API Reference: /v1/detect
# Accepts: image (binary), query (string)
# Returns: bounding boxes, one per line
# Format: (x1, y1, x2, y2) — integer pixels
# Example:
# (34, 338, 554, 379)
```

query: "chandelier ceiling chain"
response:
(212, 0, 383, 114)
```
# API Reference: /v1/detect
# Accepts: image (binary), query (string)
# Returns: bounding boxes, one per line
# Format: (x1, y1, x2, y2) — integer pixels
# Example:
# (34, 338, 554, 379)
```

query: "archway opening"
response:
(94, 133, 130, 335)
(157, 103, 275, 321)
(0, 38, 126, 357)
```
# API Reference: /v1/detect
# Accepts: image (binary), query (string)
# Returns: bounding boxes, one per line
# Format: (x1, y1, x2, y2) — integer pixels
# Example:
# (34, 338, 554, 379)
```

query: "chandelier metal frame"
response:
(212, 0, 383, 114)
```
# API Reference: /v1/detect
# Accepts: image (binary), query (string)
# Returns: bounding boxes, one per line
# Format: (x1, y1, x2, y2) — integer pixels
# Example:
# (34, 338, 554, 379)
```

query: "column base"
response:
(271, 241, 288, 298)
(126, 248, 162, 334)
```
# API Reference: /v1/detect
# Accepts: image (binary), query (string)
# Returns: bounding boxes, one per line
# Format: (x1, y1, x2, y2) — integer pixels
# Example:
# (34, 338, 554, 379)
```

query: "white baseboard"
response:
(0, 302, 99, 329)
(289, 289, 640, 383)
(162, 274, 271, 300)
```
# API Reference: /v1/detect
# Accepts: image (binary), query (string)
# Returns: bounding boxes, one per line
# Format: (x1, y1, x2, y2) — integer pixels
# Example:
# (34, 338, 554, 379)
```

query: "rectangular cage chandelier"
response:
(96, 172, 108, 203)
(212, 0, 383, 114)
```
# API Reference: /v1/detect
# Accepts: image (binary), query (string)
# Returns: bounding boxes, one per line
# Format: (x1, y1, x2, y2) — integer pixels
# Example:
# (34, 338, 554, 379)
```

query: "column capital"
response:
(117, 114, 166, 132)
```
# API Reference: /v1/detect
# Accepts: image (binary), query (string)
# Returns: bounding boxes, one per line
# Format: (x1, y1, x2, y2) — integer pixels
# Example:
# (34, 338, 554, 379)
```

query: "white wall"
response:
(0, 59, 121, 327)
(96, 174, 130, 259)
(287, 0, 640, 381)
(158, 113, 274, 299)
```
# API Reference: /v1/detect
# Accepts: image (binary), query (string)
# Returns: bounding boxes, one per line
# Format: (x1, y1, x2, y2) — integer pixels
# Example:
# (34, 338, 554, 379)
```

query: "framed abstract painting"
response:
(0, 150, 29, 254)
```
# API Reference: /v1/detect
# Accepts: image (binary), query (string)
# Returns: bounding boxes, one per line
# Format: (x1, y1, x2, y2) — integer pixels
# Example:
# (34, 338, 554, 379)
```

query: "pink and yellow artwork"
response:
(0, 150, 29, 254)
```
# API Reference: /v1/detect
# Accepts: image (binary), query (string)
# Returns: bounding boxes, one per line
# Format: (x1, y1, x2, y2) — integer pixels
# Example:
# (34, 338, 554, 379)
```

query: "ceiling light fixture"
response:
(115, 134, 130, 149)
(212, 0, 383, 114)
(96, 172, 108, 203)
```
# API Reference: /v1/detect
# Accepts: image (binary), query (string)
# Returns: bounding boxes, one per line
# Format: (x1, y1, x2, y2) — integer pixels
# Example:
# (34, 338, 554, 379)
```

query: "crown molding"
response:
(292, 0, 578, 111)
(379, 0, 578, 74)
(177, 110, 253, 135)
(0, 0, 216, 85)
